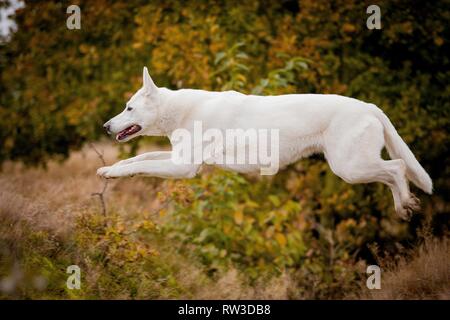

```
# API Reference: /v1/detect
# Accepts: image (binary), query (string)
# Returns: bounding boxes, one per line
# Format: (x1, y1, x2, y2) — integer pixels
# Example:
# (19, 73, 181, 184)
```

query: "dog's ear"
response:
(143, 66, 157, 94)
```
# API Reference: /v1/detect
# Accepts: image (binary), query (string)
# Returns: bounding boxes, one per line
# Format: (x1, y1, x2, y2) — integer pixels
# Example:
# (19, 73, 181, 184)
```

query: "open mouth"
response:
(116, 124, 142, 141)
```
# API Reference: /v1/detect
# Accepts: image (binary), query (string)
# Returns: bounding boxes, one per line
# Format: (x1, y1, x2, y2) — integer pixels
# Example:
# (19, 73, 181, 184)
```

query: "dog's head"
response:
(103, 67, 160, 142)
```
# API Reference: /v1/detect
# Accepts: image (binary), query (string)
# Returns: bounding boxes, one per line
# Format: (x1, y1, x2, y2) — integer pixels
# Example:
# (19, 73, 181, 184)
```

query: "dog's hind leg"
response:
(324, 115, 418, 220)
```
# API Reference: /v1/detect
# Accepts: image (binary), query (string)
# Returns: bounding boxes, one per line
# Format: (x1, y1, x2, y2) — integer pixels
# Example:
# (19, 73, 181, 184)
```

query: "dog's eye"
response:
(127, 107, 133, 111)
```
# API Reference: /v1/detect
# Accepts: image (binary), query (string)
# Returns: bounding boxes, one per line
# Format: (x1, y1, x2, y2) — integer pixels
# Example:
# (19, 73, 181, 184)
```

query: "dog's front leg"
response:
(97, 159, 200, 179)
(111, 151, 171, 167)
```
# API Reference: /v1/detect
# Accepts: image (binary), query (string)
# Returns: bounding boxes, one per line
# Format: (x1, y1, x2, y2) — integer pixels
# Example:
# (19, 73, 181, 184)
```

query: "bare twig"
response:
(89, 142, 108, 216)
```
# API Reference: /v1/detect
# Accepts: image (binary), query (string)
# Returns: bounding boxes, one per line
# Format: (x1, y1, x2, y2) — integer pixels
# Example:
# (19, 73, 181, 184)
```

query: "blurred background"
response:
(0, 0, 449, 299)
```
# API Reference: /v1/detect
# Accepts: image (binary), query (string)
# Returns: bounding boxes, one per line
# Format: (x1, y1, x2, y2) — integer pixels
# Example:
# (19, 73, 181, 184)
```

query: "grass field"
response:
(0, 142, 448, 299)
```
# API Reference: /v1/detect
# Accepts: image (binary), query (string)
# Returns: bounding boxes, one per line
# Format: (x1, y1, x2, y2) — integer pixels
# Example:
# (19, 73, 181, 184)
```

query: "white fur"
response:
(98, 67, 432, 219)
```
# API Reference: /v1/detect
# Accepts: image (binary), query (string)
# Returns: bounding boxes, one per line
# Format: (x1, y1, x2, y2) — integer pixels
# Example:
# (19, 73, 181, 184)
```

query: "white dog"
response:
(97, 67, 432, 219)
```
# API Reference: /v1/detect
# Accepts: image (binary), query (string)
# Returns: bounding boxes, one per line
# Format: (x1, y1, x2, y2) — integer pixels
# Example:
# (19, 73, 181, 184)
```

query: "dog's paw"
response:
(396, 194, 421, 221)
(97, 166, 129, 179)
(96, 166, 112, 178)
(404, 194, 421, 212)
(397, 207, 413, 221)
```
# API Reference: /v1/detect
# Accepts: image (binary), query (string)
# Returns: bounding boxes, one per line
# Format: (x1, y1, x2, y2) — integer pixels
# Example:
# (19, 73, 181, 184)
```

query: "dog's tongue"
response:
(117, 124, 141, 140)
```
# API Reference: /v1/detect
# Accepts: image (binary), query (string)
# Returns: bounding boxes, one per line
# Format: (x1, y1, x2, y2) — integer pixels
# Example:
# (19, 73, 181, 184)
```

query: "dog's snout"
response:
(103, 122, 111, 133)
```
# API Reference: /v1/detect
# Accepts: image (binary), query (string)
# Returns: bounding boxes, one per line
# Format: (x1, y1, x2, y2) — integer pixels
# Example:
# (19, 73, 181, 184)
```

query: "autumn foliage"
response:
(0, 0, 449, 299)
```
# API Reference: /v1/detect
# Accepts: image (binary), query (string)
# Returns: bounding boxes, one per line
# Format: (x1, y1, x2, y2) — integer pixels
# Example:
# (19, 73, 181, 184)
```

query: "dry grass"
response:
(187, 269, 293, 300)
(356, 236, 450, 299)
(0, 142, 292, 299)
(0, 142, 163, 234)
(0, 142, 448, 299)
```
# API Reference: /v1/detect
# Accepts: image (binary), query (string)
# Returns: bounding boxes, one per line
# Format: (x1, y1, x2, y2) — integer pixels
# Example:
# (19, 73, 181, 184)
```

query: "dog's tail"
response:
(369, 104, 432, 194)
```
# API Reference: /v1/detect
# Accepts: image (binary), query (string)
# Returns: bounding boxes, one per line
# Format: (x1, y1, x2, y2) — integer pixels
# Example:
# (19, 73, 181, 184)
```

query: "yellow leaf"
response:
(434, 37, 444, 46)
(342, 23, 356, 33)
(275, 233, 287, 247)
(234, 210, 244, 225)
(223, 223, 232, 235)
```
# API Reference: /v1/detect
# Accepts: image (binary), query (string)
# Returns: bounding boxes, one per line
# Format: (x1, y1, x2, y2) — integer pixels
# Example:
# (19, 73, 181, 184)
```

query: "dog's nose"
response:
(103, 123, 111, 133)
